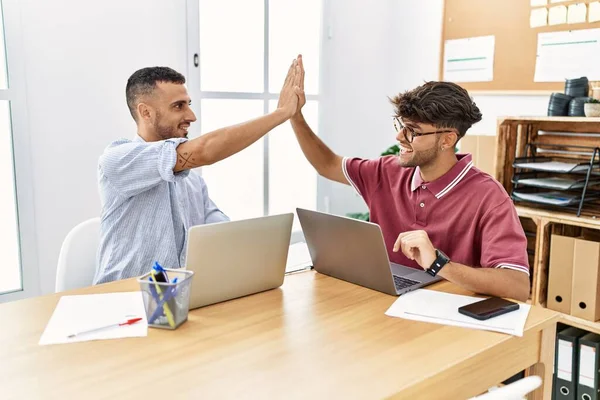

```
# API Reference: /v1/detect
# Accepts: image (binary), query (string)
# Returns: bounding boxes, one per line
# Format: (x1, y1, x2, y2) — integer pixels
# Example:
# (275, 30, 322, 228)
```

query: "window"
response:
(0, 101, 20, 295)
(0, 0, 39, 301)
(189, 0, 322, 232)
(0, 1, 21, 295)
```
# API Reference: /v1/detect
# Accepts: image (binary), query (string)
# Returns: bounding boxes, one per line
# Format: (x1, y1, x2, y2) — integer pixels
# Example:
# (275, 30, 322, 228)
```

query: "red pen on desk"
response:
(67, 318, 143, 339)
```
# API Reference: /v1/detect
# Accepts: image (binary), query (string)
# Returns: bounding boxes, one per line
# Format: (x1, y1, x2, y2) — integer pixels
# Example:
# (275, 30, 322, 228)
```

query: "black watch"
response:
(426, 249, 450, 276)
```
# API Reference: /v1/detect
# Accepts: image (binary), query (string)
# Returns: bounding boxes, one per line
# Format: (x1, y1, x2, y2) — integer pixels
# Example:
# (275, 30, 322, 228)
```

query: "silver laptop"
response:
(185, 213, 293, 309)
(296, 208, 441, 296)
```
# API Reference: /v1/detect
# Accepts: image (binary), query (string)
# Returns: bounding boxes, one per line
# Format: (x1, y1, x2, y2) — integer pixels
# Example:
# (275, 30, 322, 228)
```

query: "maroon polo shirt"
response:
(342, 153, 529, 275)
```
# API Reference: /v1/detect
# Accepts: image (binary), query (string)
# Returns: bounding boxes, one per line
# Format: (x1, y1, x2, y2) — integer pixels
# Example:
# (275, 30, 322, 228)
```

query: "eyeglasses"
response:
(393, 117, 455, 143)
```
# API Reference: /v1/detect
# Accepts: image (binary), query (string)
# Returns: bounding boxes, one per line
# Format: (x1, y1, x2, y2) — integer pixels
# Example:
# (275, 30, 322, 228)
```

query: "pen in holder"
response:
(138, 268, 194, 329)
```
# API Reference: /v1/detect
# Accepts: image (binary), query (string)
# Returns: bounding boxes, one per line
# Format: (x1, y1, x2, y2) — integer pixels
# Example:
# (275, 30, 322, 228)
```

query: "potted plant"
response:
(584, 98, 600, 117)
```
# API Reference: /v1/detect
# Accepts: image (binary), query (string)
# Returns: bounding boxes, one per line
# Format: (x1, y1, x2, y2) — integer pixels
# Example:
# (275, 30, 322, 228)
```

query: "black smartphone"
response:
(458, 297, 520, 321)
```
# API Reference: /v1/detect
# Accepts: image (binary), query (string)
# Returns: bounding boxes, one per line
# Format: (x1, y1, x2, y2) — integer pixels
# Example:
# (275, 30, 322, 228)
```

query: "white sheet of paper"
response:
(513, 191, 579, 206)
(286, 242, 313, 272)
(549, 5, 568, 24)
(568, 3, 588, 24)
(385, 289, 531, 336)
(515, 177, 593, 190)
(531, 8, 549, 27)
(531, 0, 547, 6)
(534, 28, 600, 82)
(513, 160, 589, 172)
(589, 2, 600, 22)
(550, 0, 568, 3)
(39, 292, 148, 345)
(443, 35, 495, 83)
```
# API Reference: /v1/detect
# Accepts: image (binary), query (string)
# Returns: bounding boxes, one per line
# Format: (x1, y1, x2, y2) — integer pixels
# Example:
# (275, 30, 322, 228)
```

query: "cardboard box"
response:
(459, 135, 497, 176)
(547, 235, 575, 314)
(571, 238, 600, 321)
(460, 136, 478, 165)
(477, 136, 497, 176)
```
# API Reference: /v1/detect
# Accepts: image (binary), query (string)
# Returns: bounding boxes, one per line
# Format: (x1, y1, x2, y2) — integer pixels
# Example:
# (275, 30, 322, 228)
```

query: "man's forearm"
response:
(174, 109, 289, 172)
(290, 113, 346, 183)
(438, 262, 530, 302)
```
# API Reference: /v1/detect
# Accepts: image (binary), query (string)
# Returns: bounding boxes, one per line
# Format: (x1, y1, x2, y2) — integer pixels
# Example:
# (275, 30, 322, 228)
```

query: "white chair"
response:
(55, 217, 101, 292)
(470, 376, 542, 400)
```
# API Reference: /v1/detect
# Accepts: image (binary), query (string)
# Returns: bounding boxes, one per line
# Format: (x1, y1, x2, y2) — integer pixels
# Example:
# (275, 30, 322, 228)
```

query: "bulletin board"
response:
(440, 0, 600, 93)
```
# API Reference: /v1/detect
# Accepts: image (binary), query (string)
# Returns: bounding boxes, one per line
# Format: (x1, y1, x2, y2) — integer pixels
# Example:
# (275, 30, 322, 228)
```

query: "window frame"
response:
(186, 0, 321, 243)
(0, 0, 41, 302)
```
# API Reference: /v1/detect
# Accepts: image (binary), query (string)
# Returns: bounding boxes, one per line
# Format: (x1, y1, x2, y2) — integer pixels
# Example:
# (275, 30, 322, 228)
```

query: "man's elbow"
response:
(316, 156, 344, 182)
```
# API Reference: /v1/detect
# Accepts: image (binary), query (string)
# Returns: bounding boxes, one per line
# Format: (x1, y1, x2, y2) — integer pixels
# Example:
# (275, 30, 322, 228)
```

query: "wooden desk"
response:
(0, 271, 558, 399)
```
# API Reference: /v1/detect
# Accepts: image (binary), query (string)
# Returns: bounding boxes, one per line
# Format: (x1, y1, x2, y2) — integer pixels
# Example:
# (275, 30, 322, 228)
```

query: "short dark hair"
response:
(390, 81, 482, 139)
(125, 66, 186, 121)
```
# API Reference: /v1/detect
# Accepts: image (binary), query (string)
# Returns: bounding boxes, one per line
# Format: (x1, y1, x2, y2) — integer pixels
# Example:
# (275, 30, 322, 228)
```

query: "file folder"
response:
(548, 235, 576, 314)
(555, 326, 588, 399)
(571, 239, 600, 321)
(577, 333, 600, 400)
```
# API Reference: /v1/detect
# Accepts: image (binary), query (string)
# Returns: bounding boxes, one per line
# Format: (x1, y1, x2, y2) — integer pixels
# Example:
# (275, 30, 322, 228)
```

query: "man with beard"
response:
(290, 56, 530, 301)
(94, 60, 301, 284)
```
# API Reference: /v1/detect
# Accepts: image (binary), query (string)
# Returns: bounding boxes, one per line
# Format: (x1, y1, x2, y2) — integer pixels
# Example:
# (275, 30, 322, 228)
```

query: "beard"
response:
(397, 138, 442, 168)
(153, 113, 184, 140)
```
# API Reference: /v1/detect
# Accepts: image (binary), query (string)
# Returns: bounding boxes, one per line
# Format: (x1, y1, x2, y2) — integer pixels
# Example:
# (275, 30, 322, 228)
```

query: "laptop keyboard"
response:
(393, 275, 421, 291)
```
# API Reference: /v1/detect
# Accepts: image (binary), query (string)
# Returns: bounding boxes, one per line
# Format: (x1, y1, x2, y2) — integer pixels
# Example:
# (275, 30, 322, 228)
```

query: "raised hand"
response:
(277, 57, 301, 119)
(294, 54, 306, 116)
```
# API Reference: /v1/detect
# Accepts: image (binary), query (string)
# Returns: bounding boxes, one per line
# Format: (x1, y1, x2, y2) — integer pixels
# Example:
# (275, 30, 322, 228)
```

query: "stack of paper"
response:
(513, 161, 590, 173)
(515, 177, 593, 190)
(39, 292, 148, 345)
(286, 242, 312, 273)
(385, 290, 531, 336)
(513, 191, 579, 206)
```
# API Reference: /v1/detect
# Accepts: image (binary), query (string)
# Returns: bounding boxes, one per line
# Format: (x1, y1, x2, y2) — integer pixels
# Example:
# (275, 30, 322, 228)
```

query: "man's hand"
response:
(277, 57, 301, 119)
(393, 230, 437, 270)
(293, 54, 307, 117)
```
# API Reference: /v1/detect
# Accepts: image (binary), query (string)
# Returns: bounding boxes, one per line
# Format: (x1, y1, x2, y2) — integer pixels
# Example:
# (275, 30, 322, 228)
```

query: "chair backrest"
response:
(55, 217, 101, 292)
(470, 376, 542, 400)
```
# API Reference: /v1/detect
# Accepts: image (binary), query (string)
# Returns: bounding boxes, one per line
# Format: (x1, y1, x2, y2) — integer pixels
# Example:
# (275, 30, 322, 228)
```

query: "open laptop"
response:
(296, 208, 441, 296)
(184, 213, 293, 309)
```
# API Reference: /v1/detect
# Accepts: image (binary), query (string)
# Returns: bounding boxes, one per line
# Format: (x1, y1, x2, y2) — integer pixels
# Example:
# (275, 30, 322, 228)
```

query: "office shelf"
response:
(560, 314, 600, 336)
(497, 117, 600, 329)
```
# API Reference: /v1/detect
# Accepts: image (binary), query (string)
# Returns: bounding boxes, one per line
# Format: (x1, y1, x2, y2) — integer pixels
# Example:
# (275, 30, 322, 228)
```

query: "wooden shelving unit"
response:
(495, 116, 600, 333)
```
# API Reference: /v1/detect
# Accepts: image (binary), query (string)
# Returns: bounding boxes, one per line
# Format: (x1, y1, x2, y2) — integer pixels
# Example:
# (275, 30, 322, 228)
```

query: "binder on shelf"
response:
(571, 239, 600, 322)
(577, 333, 600, 400)
(555, 326, 589, 400)
(547, 235, 576, 314)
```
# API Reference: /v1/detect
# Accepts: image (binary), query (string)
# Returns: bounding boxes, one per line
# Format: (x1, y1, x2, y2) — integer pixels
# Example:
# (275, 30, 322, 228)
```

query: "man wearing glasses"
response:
(290, 56, 530, 301)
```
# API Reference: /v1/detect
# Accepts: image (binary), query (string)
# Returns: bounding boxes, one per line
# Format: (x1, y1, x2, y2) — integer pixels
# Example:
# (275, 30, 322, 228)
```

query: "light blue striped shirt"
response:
(94, 135, 229, 284)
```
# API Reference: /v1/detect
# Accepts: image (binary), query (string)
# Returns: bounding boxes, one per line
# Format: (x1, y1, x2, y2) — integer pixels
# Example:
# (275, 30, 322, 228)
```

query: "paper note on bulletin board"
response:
(534, 28, 600, 81)
(443, 35, 495, 82)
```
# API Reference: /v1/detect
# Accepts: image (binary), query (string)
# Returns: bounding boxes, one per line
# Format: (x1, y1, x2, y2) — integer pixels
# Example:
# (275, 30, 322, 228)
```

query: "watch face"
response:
(436, 249, 450, 262)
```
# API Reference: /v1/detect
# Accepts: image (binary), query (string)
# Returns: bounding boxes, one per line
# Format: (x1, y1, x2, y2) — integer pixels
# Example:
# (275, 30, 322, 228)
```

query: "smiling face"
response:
(395, 118, 446, 168)
(389, 81, 483, 168)
(140, 82, 196, 140)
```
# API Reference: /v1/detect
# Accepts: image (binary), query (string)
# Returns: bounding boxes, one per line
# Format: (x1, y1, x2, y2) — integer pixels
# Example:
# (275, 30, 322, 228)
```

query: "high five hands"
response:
(277, 55, 306, 119)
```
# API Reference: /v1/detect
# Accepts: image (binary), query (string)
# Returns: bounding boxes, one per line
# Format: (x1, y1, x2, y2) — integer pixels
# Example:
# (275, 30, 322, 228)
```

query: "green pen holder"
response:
(137, 268, 194, 329)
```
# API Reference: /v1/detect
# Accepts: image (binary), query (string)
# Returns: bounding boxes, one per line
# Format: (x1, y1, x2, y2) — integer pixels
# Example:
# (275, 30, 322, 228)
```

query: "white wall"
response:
(319, 0, 396, 216)
(19, 0, 188, 294)
(319, 0, 444, 216)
